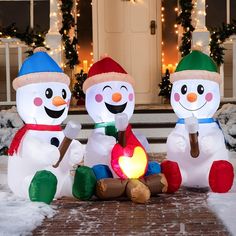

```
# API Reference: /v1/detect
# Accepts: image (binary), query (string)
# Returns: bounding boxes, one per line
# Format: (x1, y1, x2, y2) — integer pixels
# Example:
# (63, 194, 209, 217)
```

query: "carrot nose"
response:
(187, 93, 197, 103)
(52, 96, 67, 106)
(112, 92, 122, 102)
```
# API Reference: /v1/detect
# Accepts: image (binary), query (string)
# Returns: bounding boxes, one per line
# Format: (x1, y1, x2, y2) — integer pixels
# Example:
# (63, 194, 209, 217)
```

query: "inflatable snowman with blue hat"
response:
(8, 48, 94, 204)
(167, 50, 234, 192)
(81, 57, 181, 203)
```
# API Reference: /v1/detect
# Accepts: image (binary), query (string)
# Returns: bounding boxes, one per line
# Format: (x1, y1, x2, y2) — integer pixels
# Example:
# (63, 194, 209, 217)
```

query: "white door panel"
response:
(93, 0, 161, 104)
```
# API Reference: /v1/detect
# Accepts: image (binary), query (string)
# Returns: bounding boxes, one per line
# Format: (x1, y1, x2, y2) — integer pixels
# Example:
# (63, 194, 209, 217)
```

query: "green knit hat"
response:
(170, 50, 221, 84)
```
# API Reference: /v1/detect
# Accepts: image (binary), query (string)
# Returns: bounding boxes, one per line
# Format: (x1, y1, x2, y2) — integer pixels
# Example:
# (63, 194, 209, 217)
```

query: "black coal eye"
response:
(181, 85, 187, 95)
(45, 88, 53, 99)
(197, 84, 204, 95)
(62, 89, 67, 99)
(120, 85, 128, 91)
(103, 85, 112, 91)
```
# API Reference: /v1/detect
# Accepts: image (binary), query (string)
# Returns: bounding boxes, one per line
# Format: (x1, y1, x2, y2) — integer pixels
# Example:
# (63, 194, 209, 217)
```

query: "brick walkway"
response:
(33, 188, 229, 235)
(33, 154, 230, 235)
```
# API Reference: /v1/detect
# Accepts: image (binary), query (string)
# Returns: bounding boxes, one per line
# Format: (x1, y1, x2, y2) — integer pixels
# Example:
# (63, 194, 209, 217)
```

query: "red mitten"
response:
(209, 160, 234, 193)
(161, 160, 182, 193)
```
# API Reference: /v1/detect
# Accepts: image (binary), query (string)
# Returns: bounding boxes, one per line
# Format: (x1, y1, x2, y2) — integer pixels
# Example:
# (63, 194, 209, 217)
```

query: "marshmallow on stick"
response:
(185, 116, 199, 158)
(53, 120, 82, 168)
(115, 113, 129, 147)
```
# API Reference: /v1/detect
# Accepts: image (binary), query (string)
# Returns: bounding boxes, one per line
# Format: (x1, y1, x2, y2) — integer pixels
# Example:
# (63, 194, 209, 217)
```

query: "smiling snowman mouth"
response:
(44, 106, 65, 118)
(179, 101, 207, 111)
(105, 102, 127, 114)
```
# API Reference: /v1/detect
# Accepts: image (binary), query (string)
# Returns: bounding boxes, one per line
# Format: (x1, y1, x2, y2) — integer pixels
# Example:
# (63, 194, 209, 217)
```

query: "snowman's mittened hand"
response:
(185, 116, 199, 134)
(115, 113, 129, 131)
(67, 140, 84, 166)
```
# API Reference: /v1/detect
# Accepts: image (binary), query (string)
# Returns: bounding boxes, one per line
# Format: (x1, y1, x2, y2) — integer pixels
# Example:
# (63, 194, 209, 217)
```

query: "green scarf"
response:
(94, 122, 118, 139)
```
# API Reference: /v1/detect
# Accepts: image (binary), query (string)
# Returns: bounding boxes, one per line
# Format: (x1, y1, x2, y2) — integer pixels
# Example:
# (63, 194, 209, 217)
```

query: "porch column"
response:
(45, 0, 62, 65)
(192, 0, 210, 55)
(232, 36, 236, 98)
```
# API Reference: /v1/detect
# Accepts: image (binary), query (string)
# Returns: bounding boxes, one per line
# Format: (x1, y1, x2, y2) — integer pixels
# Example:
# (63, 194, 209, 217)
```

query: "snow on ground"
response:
(0, 106, 23, 154)
(207, 181, 236, 236)
(0, 156, 56, 236)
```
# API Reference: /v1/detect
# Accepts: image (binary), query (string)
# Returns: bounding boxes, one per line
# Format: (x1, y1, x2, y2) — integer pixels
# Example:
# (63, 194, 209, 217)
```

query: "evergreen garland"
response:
(158, 69, 172, 100)
(210, 20, 236, 66)
(72, 70, 87, 104)
(59, 0, 79, 68)
(176, 0, 195, 57)
(0, 1, 79, 67)
(177, 1, 236, 66)
(0, 23, 47, 53)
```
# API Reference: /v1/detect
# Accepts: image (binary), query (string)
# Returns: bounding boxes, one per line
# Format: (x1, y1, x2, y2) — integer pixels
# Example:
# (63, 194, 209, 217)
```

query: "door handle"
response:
(150, 20, 157, 35)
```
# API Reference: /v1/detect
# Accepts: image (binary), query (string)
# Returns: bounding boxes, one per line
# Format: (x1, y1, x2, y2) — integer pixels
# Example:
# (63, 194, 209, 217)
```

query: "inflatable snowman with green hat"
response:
(8, 48, 95, 204)
(167, 50, 234, 192)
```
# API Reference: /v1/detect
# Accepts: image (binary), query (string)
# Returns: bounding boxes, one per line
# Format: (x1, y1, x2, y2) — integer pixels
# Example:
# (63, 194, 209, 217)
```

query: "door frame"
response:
(91, 0, 162, 104)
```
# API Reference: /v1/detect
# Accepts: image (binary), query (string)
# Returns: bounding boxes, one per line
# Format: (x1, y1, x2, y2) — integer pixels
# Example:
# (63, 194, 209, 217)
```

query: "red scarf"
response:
(8, 124, 62, 156)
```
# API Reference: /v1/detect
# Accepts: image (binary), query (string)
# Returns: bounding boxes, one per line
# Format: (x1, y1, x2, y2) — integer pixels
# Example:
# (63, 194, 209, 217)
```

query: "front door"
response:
(92, 0, 161, 104)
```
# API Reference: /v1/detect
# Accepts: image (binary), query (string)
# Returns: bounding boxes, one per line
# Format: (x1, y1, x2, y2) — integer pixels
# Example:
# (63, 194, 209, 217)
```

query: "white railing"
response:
(0, 38, 28, 105)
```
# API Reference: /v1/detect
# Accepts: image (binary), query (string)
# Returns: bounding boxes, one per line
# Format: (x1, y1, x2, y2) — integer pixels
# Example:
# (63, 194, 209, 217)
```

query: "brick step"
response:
(80, 122, 175, 129)
(64, 110, 175, 153)
(65, 112, 178, 124)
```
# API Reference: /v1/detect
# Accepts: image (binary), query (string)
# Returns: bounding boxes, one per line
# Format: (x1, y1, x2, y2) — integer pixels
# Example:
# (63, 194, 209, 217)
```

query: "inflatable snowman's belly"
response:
(168, 123, 228, 188)
(8, 130, 64, 197)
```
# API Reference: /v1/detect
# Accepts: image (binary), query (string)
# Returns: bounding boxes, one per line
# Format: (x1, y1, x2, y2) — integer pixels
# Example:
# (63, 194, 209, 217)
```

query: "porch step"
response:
(64, 106, 177, 153)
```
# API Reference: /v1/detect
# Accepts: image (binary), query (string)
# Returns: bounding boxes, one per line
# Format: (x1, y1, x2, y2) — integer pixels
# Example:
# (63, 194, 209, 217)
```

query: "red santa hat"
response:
(82, 57, 135, 92)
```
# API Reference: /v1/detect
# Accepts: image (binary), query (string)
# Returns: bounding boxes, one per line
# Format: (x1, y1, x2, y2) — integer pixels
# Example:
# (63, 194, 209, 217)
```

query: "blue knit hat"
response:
(13, 47, 70, 90)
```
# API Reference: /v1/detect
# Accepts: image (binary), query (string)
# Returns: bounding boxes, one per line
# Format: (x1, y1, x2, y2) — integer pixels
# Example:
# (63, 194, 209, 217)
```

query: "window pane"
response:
(231, 0, 236, 22)
(76, 0, 93, 72)
(34, 0, 49, 31)
(206, 0, 226, 29)
(0, 1, 30, 31)
(162, 0, 178, 73)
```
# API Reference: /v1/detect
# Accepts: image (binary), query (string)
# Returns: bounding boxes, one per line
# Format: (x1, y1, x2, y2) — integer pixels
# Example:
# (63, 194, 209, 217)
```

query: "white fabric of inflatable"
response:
(167, 50, 234, 192)
(8, 49, 83, 201)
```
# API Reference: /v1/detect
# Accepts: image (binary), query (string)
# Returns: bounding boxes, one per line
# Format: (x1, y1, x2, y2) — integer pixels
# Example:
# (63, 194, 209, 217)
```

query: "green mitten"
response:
(73, 166, 96, 200)
(29, 170, 57, 204)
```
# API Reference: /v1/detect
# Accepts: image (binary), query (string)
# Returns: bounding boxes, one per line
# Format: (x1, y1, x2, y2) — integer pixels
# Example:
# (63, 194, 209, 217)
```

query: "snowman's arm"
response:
(199, 129, 226, 155)
(61, 139, 84, 167)
(20, 134, 60, 166)
(90, 131, 116, 154)
(167, 130, 188, 154)
(84, 131, 116, 167)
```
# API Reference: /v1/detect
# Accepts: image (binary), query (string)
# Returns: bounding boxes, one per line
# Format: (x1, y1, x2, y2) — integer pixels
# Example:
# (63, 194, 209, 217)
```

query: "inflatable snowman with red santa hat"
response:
(83, 56, 136, 170)
(81, 56, 181, 203)
(8, 48, 92, 204)
(167, 50, 234, 192)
